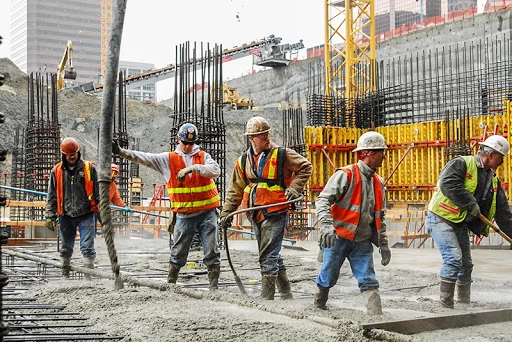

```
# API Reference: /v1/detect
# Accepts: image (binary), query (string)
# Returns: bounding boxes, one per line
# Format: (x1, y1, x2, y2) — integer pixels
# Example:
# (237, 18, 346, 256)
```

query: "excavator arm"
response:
(57, 40, 77, 90)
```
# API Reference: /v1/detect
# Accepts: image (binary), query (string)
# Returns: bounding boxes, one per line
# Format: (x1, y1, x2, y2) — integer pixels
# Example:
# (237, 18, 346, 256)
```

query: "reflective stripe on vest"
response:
(167, 151, 220, 213)
(428, 156, 497, 230)
(238, 147, 290, 215)
(330, 163, 384, 241)
(54, 160, 98, 216)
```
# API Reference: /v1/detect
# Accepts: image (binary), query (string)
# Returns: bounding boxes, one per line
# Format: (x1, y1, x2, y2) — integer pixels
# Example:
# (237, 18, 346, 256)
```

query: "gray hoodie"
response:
(119, 144, 220, 217)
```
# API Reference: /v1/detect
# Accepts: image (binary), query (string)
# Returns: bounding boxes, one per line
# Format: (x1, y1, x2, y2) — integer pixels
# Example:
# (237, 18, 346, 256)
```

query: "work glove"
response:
(219, 215, 233, 230)
(319, 223, 338, 249)
(379, 243, 391, 266)
(122, 206, 131, 212)
(468, 203, 481, 218)
(284, 187, 300, 201)
(177, 165, 198, 181)
(46, 217, 57, 231)
(112, 140, 121, 155)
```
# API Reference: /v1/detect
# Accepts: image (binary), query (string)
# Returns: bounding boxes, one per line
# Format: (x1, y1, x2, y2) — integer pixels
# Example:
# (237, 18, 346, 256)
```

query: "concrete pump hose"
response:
(99, 181, 124, 289)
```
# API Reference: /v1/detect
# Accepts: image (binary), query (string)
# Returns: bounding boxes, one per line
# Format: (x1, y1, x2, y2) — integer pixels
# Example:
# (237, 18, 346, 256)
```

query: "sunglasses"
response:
(181, 141, 195, 146)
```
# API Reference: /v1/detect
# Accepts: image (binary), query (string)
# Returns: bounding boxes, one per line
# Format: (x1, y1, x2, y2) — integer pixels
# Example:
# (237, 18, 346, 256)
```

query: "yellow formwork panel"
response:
(306, 112, 512, 202)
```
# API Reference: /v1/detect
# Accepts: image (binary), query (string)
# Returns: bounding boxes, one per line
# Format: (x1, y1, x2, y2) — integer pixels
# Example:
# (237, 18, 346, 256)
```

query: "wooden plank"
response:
(401, 233, 430, 240)
(361, 308, 512, 334)
(5, 200, 46, 208)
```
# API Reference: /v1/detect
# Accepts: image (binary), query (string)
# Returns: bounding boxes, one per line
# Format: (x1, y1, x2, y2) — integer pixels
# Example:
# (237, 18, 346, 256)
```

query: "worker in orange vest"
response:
(95, 164, 130, 234)
(45, 137, 99, 279)
(112, 123, 222, 291)
(314, 131, 391, 315)
(220, 116, 312, 300)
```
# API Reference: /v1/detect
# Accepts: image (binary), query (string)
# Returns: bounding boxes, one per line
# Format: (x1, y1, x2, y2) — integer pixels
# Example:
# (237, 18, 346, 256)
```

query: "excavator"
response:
(212, 83, 254, 110)
(56, 40, 76, 90)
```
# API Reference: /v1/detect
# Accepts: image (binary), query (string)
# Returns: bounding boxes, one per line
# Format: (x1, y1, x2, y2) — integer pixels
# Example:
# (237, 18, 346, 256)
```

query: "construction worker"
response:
(220, 116, 312, 300)
(45, 137, 99, 279)
(109, 163, 128, 208)
(314, 131, 390, 315)
(112, 123, 222, 291)
(426, 134, 512, 308)
(95, 164, 129, 233)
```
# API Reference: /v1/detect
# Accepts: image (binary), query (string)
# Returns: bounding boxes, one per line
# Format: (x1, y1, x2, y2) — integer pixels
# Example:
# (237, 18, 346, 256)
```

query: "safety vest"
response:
(54, 160, 98, 216)
(428, 156, 497, 235)
(330, 163, 384, 241)
(237, 147, 291, 217)
(166, 151, 220, 213)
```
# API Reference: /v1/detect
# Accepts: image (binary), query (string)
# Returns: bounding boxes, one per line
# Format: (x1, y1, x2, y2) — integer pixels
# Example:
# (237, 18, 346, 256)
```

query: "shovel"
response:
(479, 214, 512, 244)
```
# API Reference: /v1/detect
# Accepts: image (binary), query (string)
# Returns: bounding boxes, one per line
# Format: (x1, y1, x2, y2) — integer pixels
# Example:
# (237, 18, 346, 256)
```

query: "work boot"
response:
(83, 257, 95, 281)
(314, 287, 329, 309)
(261, 274, 277, 300)
(440, 280, 456, 308)
(207, 264, 221, 291)
(167, 264, 180, 284)
(61, 256, 71, 279)
(456, 282, 471, 304)
(362, 290, 383, 315)
(276, 270, 293, 300)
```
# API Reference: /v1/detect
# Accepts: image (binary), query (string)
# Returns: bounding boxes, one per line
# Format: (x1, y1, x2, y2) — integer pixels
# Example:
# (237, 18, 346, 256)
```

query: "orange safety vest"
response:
(54, 160, 98, 216)
(237, 147, 291, 216)
(330, 163, 384, 241)
(166, 151, 220, 213)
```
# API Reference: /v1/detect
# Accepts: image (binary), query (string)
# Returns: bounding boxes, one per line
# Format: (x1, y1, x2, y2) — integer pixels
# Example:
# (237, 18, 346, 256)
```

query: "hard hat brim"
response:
(478, 141, 507, 156)
(244, 128, 271, 136)
(353, 146, 388, 152)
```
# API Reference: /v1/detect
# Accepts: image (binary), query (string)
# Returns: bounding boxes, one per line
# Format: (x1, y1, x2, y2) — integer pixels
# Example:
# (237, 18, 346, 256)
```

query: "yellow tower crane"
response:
(101, 0, 113, 83)
(324, 0, 376, 99)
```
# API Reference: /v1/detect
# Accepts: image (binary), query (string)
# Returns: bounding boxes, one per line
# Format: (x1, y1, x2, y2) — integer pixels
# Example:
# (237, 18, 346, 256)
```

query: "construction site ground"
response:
(3, 236, 512, 341)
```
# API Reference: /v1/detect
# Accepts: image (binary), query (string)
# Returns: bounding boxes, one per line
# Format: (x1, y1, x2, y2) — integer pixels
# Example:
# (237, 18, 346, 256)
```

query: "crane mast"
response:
(325, 0, 376, 100)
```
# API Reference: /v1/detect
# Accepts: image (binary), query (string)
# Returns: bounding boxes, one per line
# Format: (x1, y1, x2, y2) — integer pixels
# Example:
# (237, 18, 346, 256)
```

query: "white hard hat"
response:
(353, 131, 388, 152)
(245, 116, 270, 136)
(479, 135, 510, 156)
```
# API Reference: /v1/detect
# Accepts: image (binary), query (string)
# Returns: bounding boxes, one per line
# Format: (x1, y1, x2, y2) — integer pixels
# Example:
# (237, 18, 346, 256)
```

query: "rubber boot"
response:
(276, 270, 293, 300)
(83, 257, 95, 281)
(456, 282, 471, 304)
(207, 264, 220, 291)
(61, 256, 71, 279)
(261, 274, 277, 300)
(440, 280, 456, 308)
(167, 264, 180, 284)
(314, 287, 329, 309)
(362, 290, 383, 315)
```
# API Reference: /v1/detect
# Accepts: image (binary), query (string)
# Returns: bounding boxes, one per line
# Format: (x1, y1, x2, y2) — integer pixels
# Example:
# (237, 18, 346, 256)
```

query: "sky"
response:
(0, 0, 325, 100)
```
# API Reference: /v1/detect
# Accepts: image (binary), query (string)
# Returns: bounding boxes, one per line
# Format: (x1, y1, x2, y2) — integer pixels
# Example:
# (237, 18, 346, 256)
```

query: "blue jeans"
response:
(316, 238, 379, 292)
(252, 213, 288, 275)
(170, 209, 220, 268)
(426, 211, 473, 283)
(59, 212, 96, 259)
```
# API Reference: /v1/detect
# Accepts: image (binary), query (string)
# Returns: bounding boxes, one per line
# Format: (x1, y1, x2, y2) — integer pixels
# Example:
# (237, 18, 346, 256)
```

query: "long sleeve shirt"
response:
(438, 155, 512, 237)
(109, 182, 126, 207)
(118, 144, 220, 218)
(221, 142, 312, 215)
(315, 160, 388, 245)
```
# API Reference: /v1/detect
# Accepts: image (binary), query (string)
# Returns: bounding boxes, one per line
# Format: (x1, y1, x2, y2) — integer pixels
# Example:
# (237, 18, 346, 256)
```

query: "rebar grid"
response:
(169, 42, 226, 203)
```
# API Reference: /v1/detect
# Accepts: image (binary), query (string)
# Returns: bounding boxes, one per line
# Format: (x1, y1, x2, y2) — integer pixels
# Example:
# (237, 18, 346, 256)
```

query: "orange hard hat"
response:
(60, 137, 80, 154)
(111, 163, 120, 175)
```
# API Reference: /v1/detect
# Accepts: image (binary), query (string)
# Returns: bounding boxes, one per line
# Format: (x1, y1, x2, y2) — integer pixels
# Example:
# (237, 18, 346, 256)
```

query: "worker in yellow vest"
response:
(45, 137, 99, 279)
(220, 116, 312, 300)
(112, 123, 222, 291)
(427, 134, 512, 308)
(314, 131, 391, 315)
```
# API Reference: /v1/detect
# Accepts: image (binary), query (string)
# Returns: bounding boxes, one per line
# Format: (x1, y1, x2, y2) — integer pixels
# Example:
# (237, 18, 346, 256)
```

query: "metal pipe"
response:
(384, 143, 414, 186)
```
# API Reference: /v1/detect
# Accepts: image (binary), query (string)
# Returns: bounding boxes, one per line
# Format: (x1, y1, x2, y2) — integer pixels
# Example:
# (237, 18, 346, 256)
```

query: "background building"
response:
(119, 61, 156, 101)
(10, 0, 101, 85)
